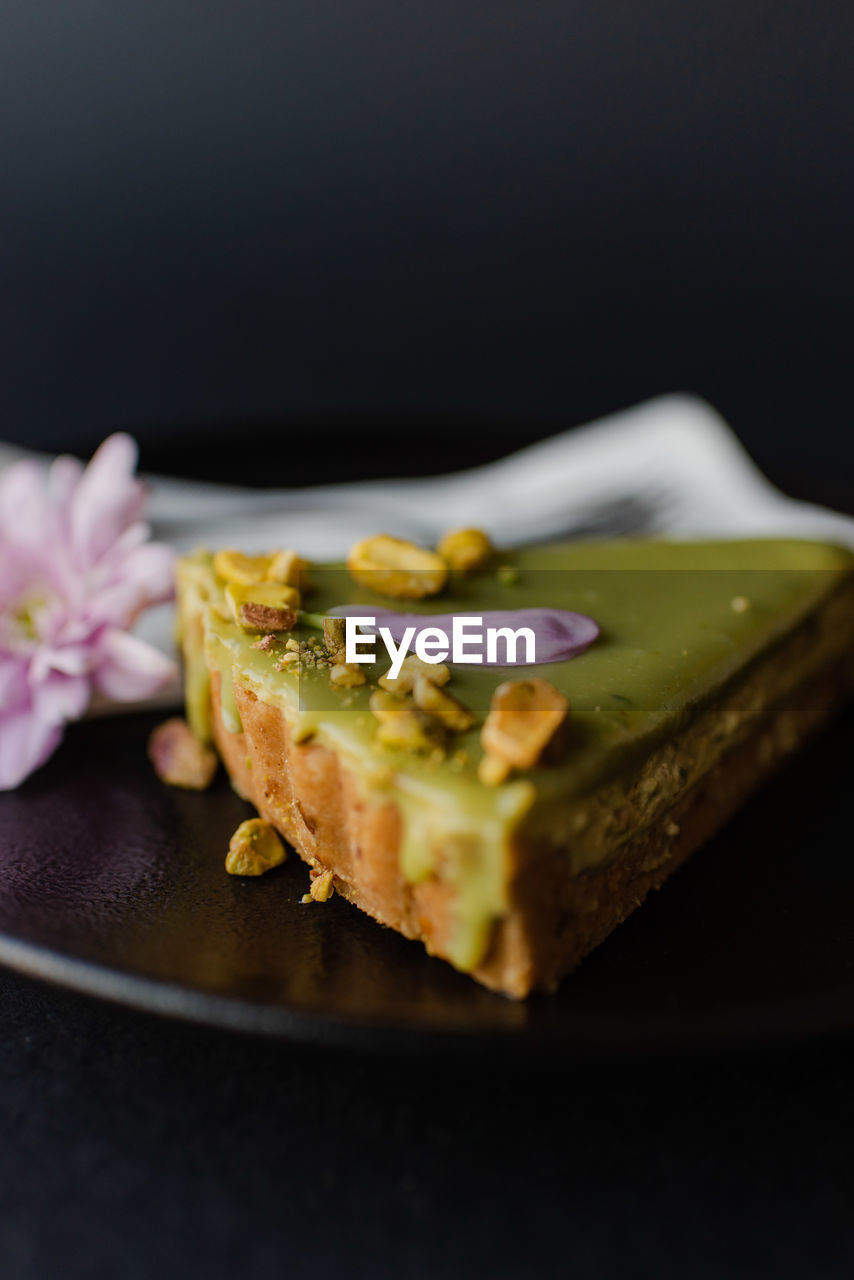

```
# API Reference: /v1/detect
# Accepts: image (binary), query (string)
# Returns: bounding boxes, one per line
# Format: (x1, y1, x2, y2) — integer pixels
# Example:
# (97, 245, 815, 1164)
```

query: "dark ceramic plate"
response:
(0, 708, 852, 1057)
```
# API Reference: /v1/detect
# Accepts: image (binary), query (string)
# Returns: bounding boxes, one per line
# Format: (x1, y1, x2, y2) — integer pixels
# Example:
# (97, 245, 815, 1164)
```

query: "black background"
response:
(2, 3, 854, 504)
(2, 5, 854, 1277)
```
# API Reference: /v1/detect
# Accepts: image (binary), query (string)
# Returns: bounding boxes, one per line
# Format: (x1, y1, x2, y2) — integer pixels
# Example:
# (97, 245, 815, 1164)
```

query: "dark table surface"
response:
(1, 968, 852, 1280)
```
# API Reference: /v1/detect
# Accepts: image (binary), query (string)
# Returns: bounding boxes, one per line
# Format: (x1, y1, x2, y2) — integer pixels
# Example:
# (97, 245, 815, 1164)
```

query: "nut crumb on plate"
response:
(225, 818, 287, 876)
(148, 718, 218, 790)
(301, 867, 335, 903)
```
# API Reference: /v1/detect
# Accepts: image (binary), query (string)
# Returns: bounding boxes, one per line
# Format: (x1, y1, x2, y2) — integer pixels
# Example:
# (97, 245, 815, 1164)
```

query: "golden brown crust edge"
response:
(209, 579, 854, 999)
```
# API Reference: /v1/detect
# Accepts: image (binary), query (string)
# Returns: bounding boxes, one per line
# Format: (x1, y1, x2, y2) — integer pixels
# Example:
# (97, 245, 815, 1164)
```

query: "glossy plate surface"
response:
(0, 710, 852, 1056)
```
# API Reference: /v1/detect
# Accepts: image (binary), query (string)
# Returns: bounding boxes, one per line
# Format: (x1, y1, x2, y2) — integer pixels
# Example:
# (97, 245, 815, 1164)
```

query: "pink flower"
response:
(0, 434, 175, 789)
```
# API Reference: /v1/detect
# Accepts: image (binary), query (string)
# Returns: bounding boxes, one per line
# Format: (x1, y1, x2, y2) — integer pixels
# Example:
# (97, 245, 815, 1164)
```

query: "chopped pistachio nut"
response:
(225, 818, 287, 876)
(213, 549, 273, 586)
(437, 527, 494, 571)
(301, 866, 335, 904)
(148, 718, 218, 790)
(322, 615, 347, 657)
(224, 581, 300, 633)
(369, 688, 404, 721)
(330, 662, 366, 688)
(347, 534, 448, 599)
(376, 705, 447, 754)
(477, 754, 512, 787)
(239, 602, 298, 633)
(268, 549, 310, 589)
(379, 654, 450, 694)
(412, 674, 475, 731)
(251, 633, 277, 651)
(480, 677, 569, 770)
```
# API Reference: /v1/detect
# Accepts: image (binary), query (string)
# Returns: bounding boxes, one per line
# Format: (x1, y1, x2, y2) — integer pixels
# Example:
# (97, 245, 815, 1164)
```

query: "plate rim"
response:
(3, 928, 853, 1060)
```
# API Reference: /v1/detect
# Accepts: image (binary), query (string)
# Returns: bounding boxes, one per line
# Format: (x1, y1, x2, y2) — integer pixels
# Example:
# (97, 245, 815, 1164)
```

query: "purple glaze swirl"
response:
(330, 606, 599, 666)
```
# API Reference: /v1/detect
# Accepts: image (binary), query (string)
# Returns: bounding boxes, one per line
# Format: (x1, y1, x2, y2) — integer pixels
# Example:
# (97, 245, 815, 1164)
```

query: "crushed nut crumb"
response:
(330, 662, 366, 688)
(376, 705, 447, 754)
(379, 654, 450, 694)
(412, 674, 474, 731)
(301, 867, 335, 903)
(276, 632, 344, 671)
(148, 718, 218, 790)
(478, 754, 511, 787)
(225, 818, 287, 876)
(369, 689, 403, 721)
(480, 677, 569, 771)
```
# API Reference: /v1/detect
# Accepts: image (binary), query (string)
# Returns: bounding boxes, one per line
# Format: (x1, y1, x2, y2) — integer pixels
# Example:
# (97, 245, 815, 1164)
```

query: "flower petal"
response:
(28, 644, 93, 683)
(32, 671, 91, 724)
(48, 454, 84, 521)
(0, 706, 63, 790)
(0, 547, 32, 613)
(69, 434, 146, 564)
(0, 431, 176, 785)
(0, 656, 28, 712)
(0, 459, 49, 552)
(92, 628, 176, 701)
(116, 541, 176, 607)
(97, 520, 150, 566)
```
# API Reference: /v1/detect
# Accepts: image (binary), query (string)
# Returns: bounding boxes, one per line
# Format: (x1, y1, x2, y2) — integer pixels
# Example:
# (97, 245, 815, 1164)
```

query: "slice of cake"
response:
(175, 536, 854, 998)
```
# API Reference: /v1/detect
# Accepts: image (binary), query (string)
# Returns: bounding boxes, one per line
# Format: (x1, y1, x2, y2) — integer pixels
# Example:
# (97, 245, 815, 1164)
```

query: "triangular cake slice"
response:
(176, 538, 854, 997)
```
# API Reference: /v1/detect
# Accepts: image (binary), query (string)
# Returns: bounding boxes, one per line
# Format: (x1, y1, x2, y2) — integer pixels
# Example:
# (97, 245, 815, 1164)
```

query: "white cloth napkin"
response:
(5, 393, 853, 713)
